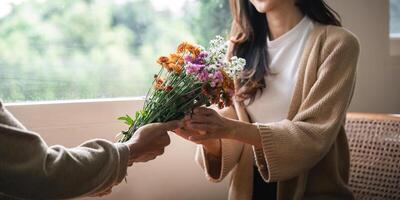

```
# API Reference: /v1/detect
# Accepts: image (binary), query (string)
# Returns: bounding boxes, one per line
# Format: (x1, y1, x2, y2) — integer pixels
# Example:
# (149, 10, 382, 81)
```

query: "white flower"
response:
(223, 56, 245, 79)
(203, 35, 245, 80)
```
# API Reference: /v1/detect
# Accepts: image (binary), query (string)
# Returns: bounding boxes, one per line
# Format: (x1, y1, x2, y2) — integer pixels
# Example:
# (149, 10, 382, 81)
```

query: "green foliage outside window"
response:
(0, 0, 231, 102)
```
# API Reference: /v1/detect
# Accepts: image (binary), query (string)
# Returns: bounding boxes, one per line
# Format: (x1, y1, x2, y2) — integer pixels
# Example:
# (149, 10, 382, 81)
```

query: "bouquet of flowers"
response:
(117, 36, 245, 142)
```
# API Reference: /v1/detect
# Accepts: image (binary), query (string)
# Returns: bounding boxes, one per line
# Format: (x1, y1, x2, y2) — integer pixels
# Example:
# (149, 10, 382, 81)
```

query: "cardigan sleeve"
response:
(195, 106, 244, 182)
(253, 29, 360, 182)
(0, 102, 130, 200)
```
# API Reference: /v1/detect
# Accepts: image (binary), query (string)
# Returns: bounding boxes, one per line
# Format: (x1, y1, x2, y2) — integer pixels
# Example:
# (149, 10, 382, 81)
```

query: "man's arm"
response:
(0, 101, 177, 199)
(0, 127, 130, 199)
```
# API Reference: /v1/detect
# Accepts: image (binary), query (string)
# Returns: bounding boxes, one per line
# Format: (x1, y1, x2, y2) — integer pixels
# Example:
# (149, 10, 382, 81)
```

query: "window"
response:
(0, 0, 231, 102)
(390, 0, 400, 57)
(390, 0, 400, 37)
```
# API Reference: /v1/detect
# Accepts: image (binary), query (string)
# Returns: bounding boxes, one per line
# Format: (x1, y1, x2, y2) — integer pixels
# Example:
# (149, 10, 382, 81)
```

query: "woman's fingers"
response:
(173, 127, 201, 140)
(193, 107, 217, 116)
(187, 123, 216, 132)
(188, 113, 215, 124)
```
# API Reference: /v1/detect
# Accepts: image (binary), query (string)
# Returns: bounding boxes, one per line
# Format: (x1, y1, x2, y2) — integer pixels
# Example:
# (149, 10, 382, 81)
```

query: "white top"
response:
(246, 16, 314, 123)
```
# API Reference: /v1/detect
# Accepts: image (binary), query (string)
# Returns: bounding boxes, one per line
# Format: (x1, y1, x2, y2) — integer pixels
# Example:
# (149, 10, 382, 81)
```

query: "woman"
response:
(174, 0, 359, 199)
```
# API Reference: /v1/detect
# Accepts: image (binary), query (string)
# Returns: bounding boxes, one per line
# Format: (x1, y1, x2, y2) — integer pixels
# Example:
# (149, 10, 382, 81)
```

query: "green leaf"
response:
(125, 114, 134, 125)
(118, 114, 134, 126)
(135, 111, 140, 120)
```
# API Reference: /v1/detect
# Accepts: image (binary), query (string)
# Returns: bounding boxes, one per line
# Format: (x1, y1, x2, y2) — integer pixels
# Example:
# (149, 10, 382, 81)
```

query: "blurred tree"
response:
(0, 0, 231, 102)
(184, 0, 231, 46)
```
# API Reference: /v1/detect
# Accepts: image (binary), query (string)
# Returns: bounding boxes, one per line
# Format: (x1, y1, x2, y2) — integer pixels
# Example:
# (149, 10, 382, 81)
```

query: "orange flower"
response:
(177, 42, 189, 53)
(176, 42, 201, 56)
(169, 53, 184, 66)
(169, 53, 180, 62)
(155, 77, 164, 84)
(173, 64, 183, 75)
(178, 58, 185, 65)
(157, 56, 170, 65)
(188, 46, 201, 56)
(167, 63, 176, 72)
(220, 70, 235, 91)
(154, 77, 165, 90)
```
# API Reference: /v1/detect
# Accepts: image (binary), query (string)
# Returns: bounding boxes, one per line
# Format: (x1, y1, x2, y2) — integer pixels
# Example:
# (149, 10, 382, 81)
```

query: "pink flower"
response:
(208, 70, 223, 88)
(184, 55, 194, 63)
(197, 70, 209, 82)
(186, 62, 205, 75)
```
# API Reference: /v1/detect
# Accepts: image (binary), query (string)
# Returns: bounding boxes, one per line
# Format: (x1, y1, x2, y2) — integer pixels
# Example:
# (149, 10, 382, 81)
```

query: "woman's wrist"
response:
(226, 119, 262, 148)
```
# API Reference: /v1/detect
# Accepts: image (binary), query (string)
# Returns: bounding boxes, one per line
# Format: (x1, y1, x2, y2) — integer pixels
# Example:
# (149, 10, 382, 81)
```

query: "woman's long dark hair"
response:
(230, 0, 341, 104)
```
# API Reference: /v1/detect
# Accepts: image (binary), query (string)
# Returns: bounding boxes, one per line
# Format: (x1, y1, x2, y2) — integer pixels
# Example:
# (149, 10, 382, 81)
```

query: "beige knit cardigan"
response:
(196, 24, 360, 200)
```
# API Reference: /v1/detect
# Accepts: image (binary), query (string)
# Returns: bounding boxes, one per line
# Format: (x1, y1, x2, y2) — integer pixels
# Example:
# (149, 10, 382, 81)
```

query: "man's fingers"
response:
(154, 148, 164, 155)
(172, 128, 191, 139)
(173, 127, 202, 139)
(159, 134, 171, 146)
(160, 120, 181, 131)
(189, 133, 217, 141)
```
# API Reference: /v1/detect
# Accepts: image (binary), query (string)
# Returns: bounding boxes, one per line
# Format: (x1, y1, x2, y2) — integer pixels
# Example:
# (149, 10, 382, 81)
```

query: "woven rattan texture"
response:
(345, 116, 400, 199)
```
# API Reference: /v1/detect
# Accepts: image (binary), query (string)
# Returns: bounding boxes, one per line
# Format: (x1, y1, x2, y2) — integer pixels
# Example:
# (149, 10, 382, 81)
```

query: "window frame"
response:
(390, 34, 400, 55)
(389, 34, 400, 66)
(4, 98, 146, 147)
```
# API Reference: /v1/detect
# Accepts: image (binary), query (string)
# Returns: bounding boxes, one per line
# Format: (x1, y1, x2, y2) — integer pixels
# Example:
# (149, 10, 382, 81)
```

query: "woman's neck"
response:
(266, 4, 304, 40)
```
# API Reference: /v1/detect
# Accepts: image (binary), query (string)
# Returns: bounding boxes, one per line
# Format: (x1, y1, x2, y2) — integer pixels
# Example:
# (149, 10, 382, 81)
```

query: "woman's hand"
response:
(173, 124, 221, 157)
(185, 107, 262, 148)
(184, 107, 237, 141)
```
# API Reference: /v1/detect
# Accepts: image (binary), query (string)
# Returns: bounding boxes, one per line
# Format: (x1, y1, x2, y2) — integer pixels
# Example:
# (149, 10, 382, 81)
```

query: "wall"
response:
(327, 0, 400, 113)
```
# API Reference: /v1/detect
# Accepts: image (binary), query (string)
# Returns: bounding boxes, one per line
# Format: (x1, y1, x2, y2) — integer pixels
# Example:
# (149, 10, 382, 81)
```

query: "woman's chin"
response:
(253, 3, 273, 13)
(250, 0, 282, 13)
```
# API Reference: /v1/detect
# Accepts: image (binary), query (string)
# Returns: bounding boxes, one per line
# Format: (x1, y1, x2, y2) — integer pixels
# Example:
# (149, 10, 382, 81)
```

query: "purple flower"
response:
(184, 55, 194, 63)
(197, 51, 208, 60)
(213, 70, 223, 81)
(197, 70, 209, 82)
(208, 70, 224, 88)
(185, 62, 205, 75)
(189, 51, 208, 65)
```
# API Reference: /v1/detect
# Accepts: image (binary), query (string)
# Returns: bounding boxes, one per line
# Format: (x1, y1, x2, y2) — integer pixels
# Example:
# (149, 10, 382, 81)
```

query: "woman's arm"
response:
(187, 108, 261, 148)
(175, 106, 244, 181)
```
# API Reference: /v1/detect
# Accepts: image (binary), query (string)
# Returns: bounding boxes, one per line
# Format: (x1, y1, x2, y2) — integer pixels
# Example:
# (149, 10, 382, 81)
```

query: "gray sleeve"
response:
(0, 101, 26, 130)
(0, 101, 130, 200)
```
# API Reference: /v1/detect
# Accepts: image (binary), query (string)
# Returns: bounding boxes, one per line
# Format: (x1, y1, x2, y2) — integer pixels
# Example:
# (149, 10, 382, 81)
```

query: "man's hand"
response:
(125, 121, 179, 164)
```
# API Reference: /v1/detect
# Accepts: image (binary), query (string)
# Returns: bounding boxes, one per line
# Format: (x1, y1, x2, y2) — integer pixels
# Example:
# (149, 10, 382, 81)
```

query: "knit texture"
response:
(196, 24, 360, 200)
(0, 101, 130, 200)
